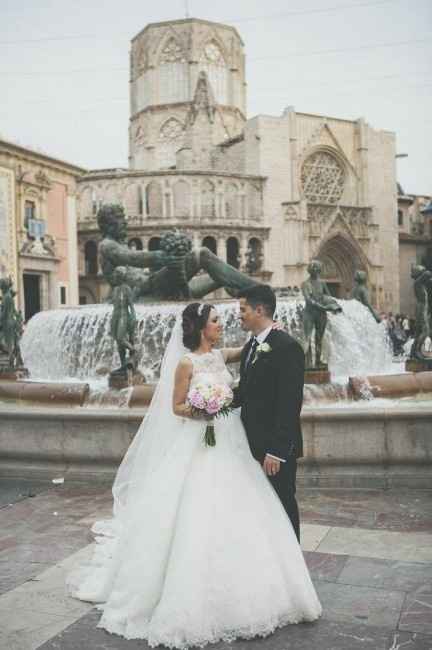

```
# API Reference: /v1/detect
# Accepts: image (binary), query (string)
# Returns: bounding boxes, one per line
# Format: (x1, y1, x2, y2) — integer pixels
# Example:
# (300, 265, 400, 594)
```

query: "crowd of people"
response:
(379, 312, 417, 357)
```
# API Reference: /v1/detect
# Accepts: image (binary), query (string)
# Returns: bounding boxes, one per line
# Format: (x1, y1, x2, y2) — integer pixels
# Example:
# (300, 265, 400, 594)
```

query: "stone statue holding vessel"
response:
(301, 260, 342, 370)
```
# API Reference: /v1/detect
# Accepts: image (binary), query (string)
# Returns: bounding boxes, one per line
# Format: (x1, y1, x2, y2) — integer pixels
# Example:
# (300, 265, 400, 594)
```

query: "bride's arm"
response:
(172, 357, 194, 418)
(221, 347, 243, 364)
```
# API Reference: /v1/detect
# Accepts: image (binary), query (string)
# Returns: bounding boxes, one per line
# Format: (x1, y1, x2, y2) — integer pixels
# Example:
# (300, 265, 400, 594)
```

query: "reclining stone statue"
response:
(97, 204, 259, 302)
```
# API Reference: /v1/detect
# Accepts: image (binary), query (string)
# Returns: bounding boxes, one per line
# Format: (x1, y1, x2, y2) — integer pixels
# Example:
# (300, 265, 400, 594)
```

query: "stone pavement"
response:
(0, 478, 431, 650)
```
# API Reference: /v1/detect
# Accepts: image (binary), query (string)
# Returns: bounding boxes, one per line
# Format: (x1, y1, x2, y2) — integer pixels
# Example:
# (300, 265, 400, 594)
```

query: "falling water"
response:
(21, 297, 394, 387)
(325, 299, 395, 380)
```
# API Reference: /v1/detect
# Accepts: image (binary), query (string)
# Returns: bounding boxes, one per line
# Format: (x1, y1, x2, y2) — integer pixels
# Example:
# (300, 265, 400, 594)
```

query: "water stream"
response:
(21, 298, 395, 389)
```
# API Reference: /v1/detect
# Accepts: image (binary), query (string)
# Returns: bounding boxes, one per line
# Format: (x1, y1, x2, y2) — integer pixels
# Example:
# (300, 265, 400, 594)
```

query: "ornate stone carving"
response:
(339, 206, 371, 237)
(34, 170, 52, 189)
(187, 71, 216, 126)
(301, 151, 345, 204)
(160, 37, 186, 63)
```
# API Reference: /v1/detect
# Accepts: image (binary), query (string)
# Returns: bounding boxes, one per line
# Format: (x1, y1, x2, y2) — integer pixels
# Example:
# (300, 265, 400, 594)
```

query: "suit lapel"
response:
(247, 329, 277, 380)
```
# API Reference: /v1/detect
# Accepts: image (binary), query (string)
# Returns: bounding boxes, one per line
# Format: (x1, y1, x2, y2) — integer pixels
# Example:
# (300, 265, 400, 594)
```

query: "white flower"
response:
(252, 342, 272, 364)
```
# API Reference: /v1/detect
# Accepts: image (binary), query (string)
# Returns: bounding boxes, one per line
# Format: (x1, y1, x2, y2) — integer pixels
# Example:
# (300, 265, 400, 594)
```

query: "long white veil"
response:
(67, 318, 188, 600)
(110, 316, 187, 526)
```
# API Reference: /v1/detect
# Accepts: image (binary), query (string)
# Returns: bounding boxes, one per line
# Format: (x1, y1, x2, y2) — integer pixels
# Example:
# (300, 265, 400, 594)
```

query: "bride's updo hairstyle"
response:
(182, 302, 214, 351)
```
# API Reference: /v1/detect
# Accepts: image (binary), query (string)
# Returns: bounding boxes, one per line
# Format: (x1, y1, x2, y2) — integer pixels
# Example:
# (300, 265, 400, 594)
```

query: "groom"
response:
(235, 285, 304, 541)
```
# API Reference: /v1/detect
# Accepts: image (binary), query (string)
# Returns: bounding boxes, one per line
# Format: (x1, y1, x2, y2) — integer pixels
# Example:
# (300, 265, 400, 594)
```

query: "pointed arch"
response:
(225, 183, 239, 219)
(201, 180, 216, 218)
(315, 231, 370, 298)
(158, 117, 184, 169)
(173, 179, 191, 217)
(199, 40, 227, 104)
(145, 181, 163, 217)
(158, 35, 188, 103)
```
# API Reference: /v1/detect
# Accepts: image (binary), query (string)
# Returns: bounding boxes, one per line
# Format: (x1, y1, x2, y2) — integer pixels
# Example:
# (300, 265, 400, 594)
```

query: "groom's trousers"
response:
(268, 457, 300, 542)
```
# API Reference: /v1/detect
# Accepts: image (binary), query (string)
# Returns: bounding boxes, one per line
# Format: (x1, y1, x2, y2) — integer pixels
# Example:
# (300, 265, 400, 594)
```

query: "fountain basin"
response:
(0, 404, 430, 489)
(0, 380, 90, 406)
(349, 372, 432, 400)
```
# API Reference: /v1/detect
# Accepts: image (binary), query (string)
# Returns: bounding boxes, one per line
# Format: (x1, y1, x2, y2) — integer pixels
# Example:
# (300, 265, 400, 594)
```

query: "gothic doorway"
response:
(23, 273, 41, 321)
(316, 234, 368, 298)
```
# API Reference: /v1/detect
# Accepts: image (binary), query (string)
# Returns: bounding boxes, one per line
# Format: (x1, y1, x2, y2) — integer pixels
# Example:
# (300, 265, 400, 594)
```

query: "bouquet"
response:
(187, 382, 234, 447)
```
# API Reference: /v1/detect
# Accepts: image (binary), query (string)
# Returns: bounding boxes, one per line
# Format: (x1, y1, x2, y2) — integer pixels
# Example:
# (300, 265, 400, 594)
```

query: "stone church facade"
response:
(77, 18, 399, 310)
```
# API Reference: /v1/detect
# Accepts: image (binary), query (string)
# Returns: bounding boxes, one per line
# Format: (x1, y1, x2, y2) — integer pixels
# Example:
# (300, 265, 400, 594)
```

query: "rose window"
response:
(301, 151, 345, 204)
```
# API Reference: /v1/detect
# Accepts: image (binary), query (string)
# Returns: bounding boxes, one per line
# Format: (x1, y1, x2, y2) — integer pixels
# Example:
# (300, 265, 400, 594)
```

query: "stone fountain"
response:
(0, 207, 431, 488)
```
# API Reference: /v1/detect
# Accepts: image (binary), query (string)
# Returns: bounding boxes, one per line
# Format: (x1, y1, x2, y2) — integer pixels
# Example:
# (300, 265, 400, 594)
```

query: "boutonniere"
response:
(252, 342, 272, 364)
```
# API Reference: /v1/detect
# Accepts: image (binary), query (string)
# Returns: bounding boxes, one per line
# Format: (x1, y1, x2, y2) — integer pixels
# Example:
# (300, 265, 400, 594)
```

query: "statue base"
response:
(0, 353, 29, 381)
(108, 369, 146, 390)
(405, 358, 432, 373)
(304, 368, 331, 384)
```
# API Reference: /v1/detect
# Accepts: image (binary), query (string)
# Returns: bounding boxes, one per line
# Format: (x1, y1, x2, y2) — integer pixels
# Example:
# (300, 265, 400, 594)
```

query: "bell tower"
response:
(128, 18, 247, 171)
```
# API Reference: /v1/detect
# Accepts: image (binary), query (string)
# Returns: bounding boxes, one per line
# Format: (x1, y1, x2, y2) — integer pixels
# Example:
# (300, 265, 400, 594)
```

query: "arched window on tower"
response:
(145, 181, 163, 217)
(226, 237, 240, 269)
(225, 183, 238, 219)
(201, 180, 216, 218)
(173, 180, 190, 218)
(84, 241, 98, 275)
(159, 38, 188, 103)
(202, 236, 217, 255)
(199, 41, 227, 104)
(158, 118, 184, 169)
(247, 184, 261, 220)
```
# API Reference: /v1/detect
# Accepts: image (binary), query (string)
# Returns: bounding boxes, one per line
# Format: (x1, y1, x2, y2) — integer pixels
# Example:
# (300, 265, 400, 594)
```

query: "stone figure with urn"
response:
(0, 276, 28, 379)
(301, 260, 342, 379)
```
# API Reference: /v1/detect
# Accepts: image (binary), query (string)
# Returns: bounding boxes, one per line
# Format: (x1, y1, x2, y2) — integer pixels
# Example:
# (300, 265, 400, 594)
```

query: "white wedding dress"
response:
(67, 324, 321, 649)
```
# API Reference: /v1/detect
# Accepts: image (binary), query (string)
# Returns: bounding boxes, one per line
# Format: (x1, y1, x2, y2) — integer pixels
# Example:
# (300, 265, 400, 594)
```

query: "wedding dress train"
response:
(67, 337, 321, 648)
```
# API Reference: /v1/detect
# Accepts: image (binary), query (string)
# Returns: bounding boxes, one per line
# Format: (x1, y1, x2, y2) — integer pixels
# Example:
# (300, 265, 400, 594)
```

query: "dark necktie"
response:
(245, 337, 258, 370)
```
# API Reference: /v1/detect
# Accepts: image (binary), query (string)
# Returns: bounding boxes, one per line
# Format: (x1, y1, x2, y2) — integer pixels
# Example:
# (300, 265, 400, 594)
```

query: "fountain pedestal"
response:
(405, 359, 432, 372)
(0, 351, 29, 381)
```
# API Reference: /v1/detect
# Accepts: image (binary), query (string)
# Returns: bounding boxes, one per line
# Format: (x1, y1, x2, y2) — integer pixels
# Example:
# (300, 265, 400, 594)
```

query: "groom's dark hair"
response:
(239, 285, 276, 318)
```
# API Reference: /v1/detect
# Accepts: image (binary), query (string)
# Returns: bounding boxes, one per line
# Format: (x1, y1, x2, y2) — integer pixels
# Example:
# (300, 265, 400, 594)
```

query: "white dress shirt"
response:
(252, 325, 286, 464)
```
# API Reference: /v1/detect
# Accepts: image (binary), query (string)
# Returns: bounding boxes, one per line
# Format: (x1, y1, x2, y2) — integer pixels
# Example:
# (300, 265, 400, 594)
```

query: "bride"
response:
(67, 302, 321, 648)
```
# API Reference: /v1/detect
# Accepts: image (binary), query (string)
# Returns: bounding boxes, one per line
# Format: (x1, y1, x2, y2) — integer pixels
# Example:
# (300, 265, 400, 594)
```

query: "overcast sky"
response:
(1, 0, 431, 194)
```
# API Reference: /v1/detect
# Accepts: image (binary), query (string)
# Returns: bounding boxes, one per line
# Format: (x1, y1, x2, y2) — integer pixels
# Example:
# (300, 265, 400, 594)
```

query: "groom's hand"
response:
(263, 454, 281, 476)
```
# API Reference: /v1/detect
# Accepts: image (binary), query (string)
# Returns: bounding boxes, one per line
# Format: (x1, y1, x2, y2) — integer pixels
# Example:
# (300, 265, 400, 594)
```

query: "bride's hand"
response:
(271, 320, 285, 332)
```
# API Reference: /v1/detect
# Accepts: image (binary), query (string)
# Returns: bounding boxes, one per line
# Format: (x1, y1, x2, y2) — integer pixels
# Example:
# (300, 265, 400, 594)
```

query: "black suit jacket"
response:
(234, 329, 304, 462)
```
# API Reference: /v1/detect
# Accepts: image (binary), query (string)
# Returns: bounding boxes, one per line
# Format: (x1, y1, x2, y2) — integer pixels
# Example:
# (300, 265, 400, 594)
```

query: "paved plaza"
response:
(0, 479, 431, 650)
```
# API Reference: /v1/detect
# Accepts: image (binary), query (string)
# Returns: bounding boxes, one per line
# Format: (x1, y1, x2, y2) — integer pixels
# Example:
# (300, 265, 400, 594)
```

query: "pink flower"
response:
(206, 397, 221, 415)
(189, 390, 205, 410)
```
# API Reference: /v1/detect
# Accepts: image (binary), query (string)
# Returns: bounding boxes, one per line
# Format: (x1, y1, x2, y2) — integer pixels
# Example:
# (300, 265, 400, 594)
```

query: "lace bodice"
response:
(186, 349, 234, 389)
